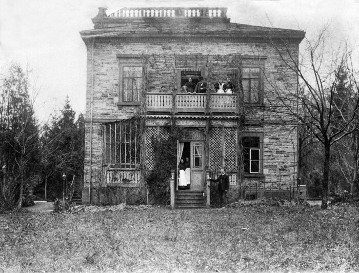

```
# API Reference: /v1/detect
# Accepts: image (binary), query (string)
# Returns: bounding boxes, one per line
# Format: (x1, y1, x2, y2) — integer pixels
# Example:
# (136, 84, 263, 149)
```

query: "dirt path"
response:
(24, 201, 53, 213)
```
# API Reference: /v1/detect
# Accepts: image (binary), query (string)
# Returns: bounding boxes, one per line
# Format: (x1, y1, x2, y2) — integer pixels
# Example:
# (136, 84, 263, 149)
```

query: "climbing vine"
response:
(146, 120, 182, 204)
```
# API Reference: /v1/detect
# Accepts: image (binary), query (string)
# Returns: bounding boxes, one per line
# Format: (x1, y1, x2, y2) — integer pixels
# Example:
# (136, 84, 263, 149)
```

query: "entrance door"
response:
(190, 142, 204, 191)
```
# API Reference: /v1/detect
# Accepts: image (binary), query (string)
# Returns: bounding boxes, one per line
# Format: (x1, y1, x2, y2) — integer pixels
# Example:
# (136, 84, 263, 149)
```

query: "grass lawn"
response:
(1, 203, 359, 272)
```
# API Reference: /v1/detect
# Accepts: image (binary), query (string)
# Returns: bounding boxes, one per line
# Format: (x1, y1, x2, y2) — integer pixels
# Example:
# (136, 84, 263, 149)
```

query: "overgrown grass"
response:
(1, 204, 359, 272)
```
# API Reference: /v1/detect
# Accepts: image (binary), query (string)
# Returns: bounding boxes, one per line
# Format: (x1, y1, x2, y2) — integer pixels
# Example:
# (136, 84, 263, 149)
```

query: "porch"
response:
(146, 93, 239, 113)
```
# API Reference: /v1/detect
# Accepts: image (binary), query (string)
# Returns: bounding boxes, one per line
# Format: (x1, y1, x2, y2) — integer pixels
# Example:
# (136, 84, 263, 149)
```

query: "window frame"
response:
(241, 132, 264, 177)
(117, 55, 144, 106)
(241, 62, 265, 105)
(103, 120, 141, 169)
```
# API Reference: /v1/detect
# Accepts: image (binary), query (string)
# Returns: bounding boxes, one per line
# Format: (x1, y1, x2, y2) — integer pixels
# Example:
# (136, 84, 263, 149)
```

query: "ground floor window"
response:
(242, 134, 263, 174)
(103, 120, 140, 168)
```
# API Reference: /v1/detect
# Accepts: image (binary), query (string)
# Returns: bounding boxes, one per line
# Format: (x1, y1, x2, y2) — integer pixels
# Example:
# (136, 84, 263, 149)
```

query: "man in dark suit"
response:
(195, 76, 207, 93)
(211, 168, 229, 206)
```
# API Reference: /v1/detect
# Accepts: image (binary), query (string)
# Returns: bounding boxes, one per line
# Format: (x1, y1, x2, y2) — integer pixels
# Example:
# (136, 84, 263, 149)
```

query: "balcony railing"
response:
(106, 169, 141, 184)
(146, 93, 238, 113)
(108, 7, 227, 19)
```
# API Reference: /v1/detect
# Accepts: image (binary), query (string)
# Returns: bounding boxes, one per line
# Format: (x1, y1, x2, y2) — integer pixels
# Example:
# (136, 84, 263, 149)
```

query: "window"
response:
(103, 120, 140, 168)
(192, 142, 203, 169)
(242, 136, 262, 174)
(118, 57, 143, 105)
(122, 66, 142, 102)
(242, 67, 261, 103)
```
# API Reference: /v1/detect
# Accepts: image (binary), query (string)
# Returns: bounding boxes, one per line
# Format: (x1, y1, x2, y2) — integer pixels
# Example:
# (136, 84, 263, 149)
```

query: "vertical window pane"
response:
(105, 125, 110, 163)
(251, 149, 260, 161)
(251, 80, 259, 103)
(250, 160, 260, 173)
(123, 78, 133, 102)
(111, 124, 116, 163)
(122, 66, 142, 102)
(193, 144, 203, 168)
(242, 79, 250, 103)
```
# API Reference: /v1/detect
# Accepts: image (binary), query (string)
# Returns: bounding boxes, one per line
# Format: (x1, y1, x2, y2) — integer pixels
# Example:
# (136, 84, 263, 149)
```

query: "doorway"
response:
(178, 141, 204, 191)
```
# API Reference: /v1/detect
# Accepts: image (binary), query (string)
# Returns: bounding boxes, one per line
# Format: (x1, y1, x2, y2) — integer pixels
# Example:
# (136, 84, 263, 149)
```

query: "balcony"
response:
(146, 93, 238, 114)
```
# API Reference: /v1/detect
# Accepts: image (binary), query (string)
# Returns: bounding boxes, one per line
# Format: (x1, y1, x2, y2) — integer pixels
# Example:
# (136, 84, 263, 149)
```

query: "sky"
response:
(0, 0, 358, 124)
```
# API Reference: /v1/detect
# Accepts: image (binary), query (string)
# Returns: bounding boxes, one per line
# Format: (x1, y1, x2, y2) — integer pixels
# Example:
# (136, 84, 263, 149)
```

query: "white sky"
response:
(0, 0, 358, 124)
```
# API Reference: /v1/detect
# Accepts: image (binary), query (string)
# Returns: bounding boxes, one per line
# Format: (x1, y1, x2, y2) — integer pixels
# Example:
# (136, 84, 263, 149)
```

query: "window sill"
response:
(117, 102, 140, 107)
(244, 173, 265, 179)
(107, 183, 140, 188)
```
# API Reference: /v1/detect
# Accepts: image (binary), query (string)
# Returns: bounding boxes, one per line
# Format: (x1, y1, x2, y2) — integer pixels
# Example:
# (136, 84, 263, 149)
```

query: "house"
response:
(80, 7, 305, 206)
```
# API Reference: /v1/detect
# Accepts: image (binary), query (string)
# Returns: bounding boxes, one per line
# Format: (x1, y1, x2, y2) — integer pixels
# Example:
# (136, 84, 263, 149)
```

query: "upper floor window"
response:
(123, 66, 142, 102)
(118, 56, 143, 105)
(242, 67, 262, 104)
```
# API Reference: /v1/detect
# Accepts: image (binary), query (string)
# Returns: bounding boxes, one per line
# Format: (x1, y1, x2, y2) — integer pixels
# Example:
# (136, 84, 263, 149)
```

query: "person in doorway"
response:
(184, 157, 191, 189)
(178, 159, 187, 190)
(195, 76, 207, 93)
(210, 168, 229, 206)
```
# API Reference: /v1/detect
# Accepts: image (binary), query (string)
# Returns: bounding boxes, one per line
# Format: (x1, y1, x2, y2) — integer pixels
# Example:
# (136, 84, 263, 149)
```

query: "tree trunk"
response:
(321, 143, 330, 209)
(17, 167, 24, 209)
(45, 176, 47, 201)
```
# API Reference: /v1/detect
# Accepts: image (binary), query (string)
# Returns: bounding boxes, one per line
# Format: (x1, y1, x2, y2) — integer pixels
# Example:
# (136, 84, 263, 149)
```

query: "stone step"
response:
(175, 191, 206, 208)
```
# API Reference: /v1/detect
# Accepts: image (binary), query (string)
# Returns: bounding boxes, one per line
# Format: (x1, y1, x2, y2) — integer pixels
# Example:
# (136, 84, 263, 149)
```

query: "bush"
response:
(22, 194, 35, 207)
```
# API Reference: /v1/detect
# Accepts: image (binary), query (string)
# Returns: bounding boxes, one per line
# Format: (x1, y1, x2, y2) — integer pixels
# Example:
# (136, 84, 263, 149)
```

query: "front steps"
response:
(175, 190, 206, 209)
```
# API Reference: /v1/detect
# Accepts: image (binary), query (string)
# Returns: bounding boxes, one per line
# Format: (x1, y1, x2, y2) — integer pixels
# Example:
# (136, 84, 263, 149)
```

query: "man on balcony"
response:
(184, 77, 196, 93)
(195, 76, 207, 93)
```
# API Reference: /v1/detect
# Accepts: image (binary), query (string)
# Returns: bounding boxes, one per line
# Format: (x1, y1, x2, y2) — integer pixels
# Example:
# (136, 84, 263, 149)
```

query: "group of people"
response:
(182, 77, 235, 94)
(182, 77, 207, 93)
(178, 158, 230, 205)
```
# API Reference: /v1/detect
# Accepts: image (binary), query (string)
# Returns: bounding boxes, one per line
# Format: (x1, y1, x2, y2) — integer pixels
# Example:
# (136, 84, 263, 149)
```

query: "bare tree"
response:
(267, 31, 359, 209)
(0, 64, 40, 209)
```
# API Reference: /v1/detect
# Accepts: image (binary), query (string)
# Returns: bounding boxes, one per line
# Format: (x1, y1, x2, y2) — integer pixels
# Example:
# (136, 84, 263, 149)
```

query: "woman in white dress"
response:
(178, 159, 187, 189)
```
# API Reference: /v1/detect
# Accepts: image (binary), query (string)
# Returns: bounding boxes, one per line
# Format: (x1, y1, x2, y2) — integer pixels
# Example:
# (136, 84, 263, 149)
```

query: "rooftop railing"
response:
(108, 7, 227, 19)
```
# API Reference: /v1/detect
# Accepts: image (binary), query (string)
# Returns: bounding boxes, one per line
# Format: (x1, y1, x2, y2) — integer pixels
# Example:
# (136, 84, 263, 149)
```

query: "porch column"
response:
(170, 170, 175, 209)
(206, 171, 210, 207)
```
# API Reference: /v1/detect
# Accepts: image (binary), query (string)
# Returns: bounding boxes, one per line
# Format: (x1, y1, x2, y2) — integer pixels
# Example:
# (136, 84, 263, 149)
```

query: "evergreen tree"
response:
(39, 97, 84, 200)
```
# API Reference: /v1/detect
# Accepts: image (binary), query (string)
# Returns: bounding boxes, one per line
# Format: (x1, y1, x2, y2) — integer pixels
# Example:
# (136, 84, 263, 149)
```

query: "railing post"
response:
(170, 170, 175, 209)
(172, 92, 176, 113)
(206, 171, 211, 207)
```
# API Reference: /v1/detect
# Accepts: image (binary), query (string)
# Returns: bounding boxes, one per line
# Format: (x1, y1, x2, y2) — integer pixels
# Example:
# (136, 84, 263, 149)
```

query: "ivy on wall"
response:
(146, 121, 182, 204)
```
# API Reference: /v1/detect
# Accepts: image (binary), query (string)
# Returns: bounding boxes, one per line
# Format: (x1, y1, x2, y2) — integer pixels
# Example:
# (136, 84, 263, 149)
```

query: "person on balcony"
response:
(195, 76, 207, 93)
(178, 159, 187, 190)
(184, 77, 196, 93)
(224, 77, 235, 94)
(216, 82, 225, 93)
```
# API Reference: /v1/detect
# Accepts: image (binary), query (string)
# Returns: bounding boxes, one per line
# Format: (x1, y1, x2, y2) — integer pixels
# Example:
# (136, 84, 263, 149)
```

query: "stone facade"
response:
(81, 7, 305, 205)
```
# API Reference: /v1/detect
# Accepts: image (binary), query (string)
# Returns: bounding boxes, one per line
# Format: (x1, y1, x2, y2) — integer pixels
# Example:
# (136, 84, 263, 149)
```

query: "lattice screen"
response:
(145, 127, 157, 170)
(209, 127, 223, 171)
(209, 127, 237, 173)
(224, 128, 237, 172)
(145, 127, 169, 170)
